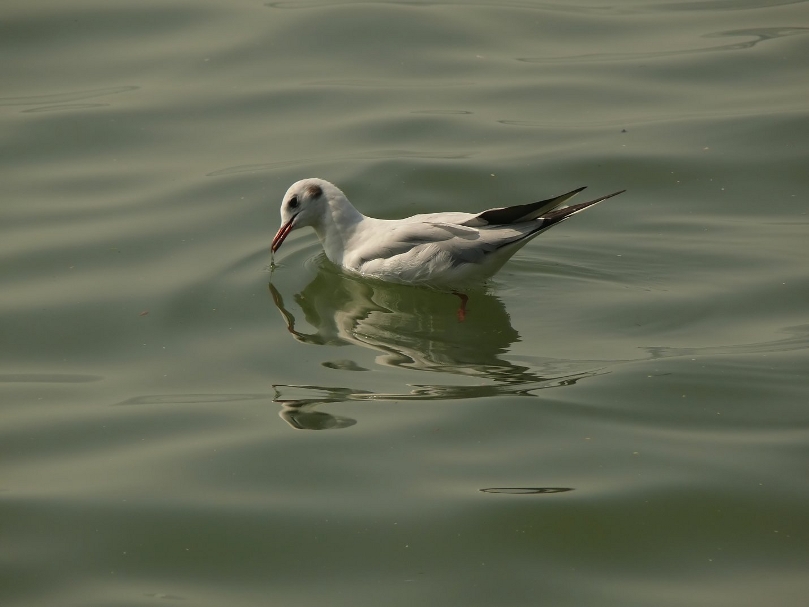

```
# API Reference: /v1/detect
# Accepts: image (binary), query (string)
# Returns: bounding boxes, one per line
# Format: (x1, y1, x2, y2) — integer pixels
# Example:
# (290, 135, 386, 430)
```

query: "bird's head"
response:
(271, 178, 336, 253)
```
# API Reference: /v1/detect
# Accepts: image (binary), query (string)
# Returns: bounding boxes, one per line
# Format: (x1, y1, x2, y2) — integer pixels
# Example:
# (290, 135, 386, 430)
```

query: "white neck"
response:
(313, 195, 365, 265)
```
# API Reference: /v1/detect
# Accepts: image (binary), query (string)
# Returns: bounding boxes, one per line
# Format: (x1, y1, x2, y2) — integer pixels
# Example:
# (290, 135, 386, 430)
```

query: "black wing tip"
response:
(579, 188, 626, 206)
(554, 185, 587, 199)
(540, 188, 625, 223)
(568, 186, 625, 199)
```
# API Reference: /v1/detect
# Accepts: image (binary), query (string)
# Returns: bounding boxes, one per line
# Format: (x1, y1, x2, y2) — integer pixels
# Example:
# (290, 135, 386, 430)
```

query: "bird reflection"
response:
(269, 265, 598, 430)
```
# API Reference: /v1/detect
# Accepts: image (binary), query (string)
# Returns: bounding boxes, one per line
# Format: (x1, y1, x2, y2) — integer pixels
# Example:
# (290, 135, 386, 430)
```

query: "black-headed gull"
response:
(272, 178, 624, 286)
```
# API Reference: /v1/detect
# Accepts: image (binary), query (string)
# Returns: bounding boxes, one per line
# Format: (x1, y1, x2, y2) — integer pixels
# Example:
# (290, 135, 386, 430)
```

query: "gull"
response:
(272, 178, 624, 286)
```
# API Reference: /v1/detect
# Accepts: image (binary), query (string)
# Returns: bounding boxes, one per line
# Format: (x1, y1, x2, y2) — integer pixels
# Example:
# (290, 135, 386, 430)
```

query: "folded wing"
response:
(461, 186, 586, 227)
(352, 187, 625, 278)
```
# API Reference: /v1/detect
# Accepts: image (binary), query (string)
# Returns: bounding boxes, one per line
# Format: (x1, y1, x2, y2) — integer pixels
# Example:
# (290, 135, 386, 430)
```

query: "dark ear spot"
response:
(306, 184, 323, 199)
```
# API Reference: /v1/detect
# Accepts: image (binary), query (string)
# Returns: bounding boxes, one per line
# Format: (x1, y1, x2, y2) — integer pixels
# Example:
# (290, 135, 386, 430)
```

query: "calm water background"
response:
(2, 1, 808, 605)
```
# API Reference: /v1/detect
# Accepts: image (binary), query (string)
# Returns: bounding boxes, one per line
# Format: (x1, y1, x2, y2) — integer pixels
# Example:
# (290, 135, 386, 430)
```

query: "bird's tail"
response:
(538, 190, 625, 230)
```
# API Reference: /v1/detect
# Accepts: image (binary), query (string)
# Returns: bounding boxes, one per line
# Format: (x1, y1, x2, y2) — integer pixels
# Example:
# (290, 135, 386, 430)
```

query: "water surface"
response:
(2, 1, 808, 605)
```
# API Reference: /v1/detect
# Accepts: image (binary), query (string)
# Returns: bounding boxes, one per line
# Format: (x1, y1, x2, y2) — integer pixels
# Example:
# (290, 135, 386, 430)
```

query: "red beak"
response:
(271, 217, 296, 253)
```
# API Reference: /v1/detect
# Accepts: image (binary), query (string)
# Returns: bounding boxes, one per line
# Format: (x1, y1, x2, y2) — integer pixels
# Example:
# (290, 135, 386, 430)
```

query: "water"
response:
(2, 1, 808, 605)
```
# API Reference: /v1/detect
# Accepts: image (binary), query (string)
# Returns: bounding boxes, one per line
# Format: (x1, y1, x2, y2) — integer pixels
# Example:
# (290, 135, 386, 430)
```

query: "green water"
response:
(2, 1, 808, 605)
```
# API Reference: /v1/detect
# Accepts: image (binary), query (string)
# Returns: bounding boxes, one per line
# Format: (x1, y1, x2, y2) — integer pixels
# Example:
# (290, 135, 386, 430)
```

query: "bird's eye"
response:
(288, 196, 299, 209)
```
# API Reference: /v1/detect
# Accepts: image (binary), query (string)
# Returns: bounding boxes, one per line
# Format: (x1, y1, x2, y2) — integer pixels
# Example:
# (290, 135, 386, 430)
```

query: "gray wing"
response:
(354, 221, 528, 266)
(352, 188, 625, 269)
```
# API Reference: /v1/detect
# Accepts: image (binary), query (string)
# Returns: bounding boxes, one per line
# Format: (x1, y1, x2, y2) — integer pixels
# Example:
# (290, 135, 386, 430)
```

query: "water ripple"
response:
(410, 109, 473, 115)
(0, 373, 103, 383)
(207, 149, 476, 176)
(480, 487, 574, 495)
(517, 27, 809, 64)
(21, 103, 109, 114)
(266, 0, 808, 14)
(302, 79, 476, 88)
(655, 0, 807, 12)
(0, 85, 139, 107)
(113, 393, 273, 406)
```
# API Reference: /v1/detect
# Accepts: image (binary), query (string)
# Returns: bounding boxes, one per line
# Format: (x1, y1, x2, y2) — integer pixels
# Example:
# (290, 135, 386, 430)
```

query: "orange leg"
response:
(453, 292, 469, 322)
